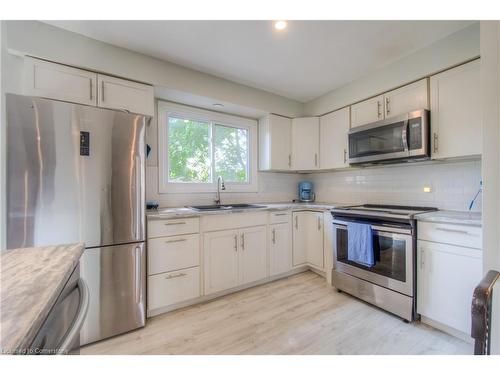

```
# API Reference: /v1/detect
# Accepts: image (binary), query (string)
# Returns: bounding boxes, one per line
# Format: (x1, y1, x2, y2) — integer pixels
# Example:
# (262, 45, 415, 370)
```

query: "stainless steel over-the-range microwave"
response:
(348, 109, 430, 165)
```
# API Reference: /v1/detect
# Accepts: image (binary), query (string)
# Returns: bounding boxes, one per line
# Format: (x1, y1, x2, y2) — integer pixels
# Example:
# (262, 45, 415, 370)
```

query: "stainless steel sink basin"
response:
(188, 204, 266, 211)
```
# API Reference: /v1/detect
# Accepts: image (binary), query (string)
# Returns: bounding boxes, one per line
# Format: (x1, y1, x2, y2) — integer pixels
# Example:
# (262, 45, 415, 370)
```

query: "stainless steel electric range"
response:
(331, 204, 437, 321)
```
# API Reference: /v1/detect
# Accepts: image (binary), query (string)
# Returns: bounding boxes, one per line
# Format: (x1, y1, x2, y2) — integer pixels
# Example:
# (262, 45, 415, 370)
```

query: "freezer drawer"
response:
(79, 242, 145, 346)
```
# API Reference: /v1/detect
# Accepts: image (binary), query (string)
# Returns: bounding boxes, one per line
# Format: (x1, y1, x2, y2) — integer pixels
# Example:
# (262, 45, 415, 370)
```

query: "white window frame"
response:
(158, 101, 258, 193)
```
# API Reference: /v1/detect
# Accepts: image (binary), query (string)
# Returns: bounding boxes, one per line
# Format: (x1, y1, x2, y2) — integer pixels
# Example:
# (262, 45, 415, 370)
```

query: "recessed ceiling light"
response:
(274, 20, 287, 31)
(213, 103, 224, 108)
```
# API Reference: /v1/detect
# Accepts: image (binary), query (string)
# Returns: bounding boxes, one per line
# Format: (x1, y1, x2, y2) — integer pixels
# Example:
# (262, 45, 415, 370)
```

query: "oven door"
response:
(333, 220, 414, 296)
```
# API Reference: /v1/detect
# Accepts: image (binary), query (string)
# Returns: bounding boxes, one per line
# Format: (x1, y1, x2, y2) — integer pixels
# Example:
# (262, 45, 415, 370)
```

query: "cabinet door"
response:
(384, 78, 429, 119)
(430, 60, 481, 159)
(97, 74, 154, 116)
(239, 225, 268, 284)
(319, 107, 350, 169)
(270, 222, 292, 276)
(24, 57, 97, 106)
(307, 212, 324, 269)
(292, 212, 308, 266)
(291, 117, 320, 170)
(259, 115, 292, 171)
(417, 240, 482, 334)
(350, 94, 384, 128)
(204, 230, 239, 294)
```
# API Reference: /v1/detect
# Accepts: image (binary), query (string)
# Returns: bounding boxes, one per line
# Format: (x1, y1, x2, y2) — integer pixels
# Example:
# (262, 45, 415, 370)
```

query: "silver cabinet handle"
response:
(165, 272, 187, 280)
(317, 216, 321, 231)
(433, 133, 438, 153)
(274, 213, 287, 216)
(241, 233, 245, 250)
(314, 153, 318, 166)
(234, 234, 238, 251)
(295, 216, 298, 229)
(288, 154, 291, 168)
(58, 278, 90, 354)
(420, 249, 425, 270)
(164, 221, 186, 226)
(101, 80, 105, 102)
(386, 97, 390, 115)
(272, 228, 276, 244)
(377, 101, 382, 118)
(89, 79, 93, 100)
(435, 227, 472, 235)
(165, 238, 187, 244)
(343, 149, 347, 164)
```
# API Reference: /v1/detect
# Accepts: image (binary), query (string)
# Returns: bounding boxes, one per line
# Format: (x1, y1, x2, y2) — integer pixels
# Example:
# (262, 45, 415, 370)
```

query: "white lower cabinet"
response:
(148, 267, 200, 311)
(292, 211, 324, 269)
(204, 229, 240, 294)
(270, 222, 292, 276)
(204, 225, 267, 295)
(417, 240, 482, 334)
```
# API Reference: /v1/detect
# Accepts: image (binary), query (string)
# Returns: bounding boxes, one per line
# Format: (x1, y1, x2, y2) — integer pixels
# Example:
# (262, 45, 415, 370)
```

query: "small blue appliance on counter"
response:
(298, 181, 315, 202)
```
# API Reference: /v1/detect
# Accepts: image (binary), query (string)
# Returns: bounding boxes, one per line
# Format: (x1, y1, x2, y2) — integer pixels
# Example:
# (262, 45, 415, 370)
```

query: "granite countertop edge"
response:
(414, 210, 482, 227)
(0, 243, 85, 353)
(146, 202, 345, 220)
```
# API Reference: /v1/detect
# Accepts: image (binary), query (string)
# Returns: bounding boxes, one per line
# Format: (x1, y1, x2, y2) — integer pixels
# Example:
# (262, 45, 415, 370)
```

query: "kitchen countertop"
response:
(147, 202, 346, 220)
(415, 210, 482, 227)
(0, 243, 85, 354)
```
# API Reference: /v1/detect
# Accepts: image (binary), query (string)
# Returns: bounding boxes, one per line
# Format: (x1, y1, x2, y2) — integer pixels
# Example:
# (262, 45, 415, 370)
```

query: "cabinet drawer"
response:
(148, 267, 200, 311)
(148, 218, 200, 238)
(270, 211, 291, 224)
(418, 221, 482, 249)
(148, 234, 199, 275)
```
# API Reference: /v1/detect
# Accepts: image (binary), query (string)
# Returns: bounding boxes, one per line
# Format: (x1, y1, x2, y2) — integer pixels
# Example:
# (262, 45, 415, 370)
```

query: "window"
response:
(158, 101, 258, 193)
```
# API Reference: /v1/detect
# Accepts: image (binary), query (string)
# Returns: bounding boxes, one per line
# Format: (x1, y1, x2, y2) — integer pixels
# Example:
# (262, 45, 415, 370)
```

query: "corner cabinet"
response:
(24, 57, 154, 116)
(292, 211, 324, 270)
(259, 114, 292, 171)
(291, 117, 320, 170)
(319, 107, 350, 169)
(204, 225, 267, 295)
(430, 60, 481, 159)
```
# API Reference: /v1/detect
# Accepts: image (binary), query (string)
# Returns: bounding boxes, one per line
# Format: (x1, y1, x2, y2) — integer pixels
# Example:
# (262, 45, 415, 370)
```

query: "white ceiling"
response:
(45, 20, 475, 102)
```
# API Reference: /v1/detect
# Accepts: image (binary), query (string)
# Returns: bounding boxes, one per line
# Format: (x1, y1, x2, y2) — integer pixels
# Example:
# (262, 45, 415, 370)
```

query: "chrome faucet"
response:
(214, 176, 226, 205)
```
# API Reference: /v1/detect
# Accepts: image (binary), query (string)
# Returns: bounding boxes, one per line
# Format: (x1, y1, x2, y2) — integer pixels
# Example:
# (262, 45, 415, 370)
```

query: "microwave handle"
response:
(402, 120, 409, 153)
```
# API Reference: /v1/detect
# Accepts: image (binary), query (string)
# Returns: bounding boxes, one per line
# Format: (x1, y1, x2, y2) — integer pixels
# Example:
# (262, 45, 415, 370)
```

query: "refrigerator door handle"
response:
(134, 246, 142, 304)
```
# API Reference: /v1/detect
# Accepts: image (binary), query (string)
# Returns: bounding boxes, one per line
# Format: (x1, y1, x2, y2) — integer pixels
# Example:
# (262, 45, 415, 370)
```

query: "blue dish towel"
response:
(347, 222, 375, 267)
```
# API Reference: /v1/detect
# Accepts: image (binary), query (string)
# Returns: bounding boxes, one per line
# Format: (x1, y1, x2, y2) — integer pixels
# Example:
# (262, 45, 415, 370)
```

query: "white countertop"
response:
(415, 210, 482, 227)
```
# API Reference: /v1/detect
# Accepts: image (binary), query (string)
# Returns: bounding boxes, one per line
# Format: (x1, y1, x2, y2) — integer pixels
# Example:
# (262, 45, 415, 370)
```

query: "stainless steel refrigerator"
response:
(6, 94, 146, 346)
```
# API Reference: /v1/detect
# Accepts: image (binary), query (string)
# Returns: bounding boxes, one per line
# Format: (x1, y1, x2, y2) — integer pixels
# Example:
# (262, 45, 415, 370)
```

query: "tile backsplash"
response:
(309, 159, 482, 211)
(147, 159, 482, 212)
(146, 167, 303, 207)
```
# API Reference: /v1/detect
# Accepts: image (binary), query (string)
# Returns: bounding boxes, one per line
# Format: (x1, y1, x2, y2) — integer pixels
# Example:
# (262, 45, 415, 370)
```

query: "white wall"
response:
(480, 21, 500, 354)
(309, 160, 482, 211)
(2, 21, 304, 118)
(304, 23, 480, 116)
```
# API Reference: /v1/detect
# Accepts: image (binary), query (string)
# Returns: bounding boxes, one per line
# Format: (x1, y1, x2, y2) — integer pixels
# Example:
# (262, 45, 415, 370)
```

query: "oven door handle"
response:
(333, 222, 412, 236)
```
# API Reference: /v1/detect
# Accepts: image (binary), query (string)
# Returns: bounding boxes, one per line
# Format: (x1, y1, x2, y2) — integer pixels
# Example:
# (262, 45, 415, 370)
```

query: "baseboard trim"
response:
(420, 316, 473, 343)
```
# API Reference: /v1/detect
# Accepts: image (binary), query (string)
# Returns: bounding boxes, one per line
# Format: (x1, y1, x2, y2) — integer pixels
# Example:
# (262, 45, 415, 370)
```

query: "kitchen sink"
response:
(188, 204, 266, 211)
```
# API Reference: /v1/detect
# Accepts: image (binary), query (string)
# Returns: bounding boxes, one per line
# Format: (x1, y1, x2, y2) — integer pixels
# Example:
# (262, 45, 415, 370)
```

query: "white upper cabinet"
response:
(384, 78, 429, 119)
(430, 60, 481, 159)
(319, 107, 350, 169)
(350, 94, 384, 128)
(97, 74, 155, 116)
(259, 114, 292, 171)
(24, 57, 97, 106)
(291, 117, 320, 170)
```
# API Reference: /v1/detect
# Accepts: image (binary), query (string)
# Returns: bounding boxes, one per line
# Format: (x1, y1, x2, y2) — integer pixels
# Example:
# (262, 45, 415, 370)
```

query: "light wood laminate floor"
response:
(82, 271, 472, 355)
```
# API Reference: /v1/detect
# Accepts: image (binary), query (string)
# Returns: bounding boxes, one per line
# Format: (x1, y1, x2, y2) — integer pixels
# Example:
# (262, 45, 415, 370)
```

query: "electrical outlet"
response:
(423, 186, 432, 193)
